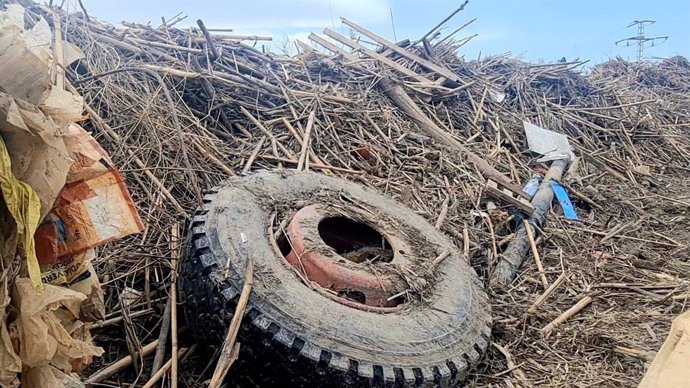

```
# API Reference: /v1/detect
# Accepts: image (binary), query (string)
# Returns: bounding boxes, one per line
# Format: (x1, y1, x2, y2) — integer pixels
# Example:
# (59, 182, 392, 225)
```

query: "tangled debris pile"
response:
(2, 0, 689, 387)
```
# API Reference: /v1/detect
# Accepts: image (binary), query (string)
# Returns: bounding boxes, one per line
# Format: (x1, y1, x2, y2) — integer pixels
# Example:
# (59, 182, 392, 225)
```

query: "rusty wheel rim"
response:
(272, 204, 412, 311)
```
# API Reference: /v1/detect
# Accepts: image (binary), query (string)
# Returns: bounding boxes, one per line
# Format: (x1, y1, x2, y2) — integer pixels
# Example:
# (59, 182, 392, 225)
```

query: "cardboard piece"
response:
(639, 310, 690, 388)
(0, 5, 133, 387)
(0, 5, 140, 387)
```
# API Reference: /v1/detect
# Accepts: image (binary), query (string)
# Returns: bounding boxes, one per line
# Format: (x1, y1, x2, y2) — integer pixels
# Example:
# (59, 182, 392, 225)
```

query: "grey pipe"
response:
(490, 158, 568, 284)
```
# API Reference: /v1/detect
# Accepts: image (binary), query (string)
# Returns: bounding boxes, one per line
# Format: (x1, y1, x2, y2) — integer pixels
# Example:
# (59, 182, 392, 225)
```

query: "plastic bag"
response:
(13, 278, 103, 372)
(0, 275, 21, 388)
(0, 134, 42, 289)
(35, 124, 143, 274)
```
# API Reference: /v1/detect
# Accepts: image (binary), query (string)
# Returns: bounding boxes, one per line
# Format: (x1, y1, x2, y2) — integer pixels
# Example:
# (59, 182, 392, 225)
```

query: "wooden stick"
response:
(671, 293, 690, 301)
(150, 297, 171, 374)
(437, 18, 477, 45)
(651, 231, 683, 247)
(142, 346, 194, 388)
(193, 34, 272, 42)
(528, 272, 568, 314)
(242, 136, 266, 174)
(209, 260, 254, 387)
(84, 339, 159, 384)
(192, 139, 235, 176)
(562, 225, 680, 247)
(240, 106, 296, 161)
(92, 33, 144, 55)
(541, 295, 594, 337)
(524, 220, 549, 289)
(295, 39, 315, 54)
(170, 224, 180, 388)
(151, 224, 180, 375)
(77, 0, 91, 21)
(308, 33, 358, 62)
(414, 0, 469, 45)
(463, 223, 470, 259)
(600, 221, 632, 243)
(224, 343, 242, 373)
(498, 233, 515, 247)
(425, 251, 450, 274)
(196, 19, 219, 58)
(486, 215, 498, 264)
(90, 308, 152, 330)
(612, 345, 656, 362)
(128, 37, 204, 54)
(492, 342, 528, 384)
(580, 152, 628, 182)
(297, 111, 315, 171)
(322, 29, 431, 84)
(258, 154, 362, 174)
(281, 117, 305, 143)
(46, 8, 65, 89)
(281, 118, 330, 173)
(341, 17, 465, 84)
(593, 283, 666, 300)
(434, 193, 450, 229)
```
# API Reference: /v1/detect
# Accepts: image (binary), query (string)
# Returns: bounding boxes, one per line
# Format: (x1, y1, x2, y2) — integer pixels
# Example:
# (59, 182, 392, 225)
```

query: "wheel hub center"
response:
(282, 204, 407, 309)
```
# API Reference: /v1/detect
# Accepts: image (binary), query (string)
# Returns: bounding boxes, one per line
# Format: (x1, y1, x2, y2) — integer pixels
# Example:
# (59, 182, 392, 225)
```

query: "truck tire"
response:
(180, 171, 491, 387)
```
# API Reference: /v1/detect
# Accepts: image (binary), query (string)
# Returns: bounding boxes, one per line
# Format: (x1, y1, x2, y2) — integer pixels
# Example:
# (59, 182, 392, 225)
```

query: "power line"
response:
(615, 20, 668, 62)
(389, 7, 397, 42)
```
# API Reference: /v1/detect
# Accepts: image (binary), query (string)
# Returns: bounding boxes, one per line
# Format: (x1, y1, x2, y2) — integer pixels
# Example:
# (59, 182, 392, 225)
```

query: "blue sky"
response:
(83, 0, 689, 63)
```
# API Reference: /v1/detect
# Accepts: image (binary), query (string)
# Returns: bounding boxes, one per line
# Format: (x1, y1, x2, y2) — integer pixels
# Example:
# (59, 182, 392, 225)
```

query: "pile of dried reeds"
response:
(36, 3, 690, 387)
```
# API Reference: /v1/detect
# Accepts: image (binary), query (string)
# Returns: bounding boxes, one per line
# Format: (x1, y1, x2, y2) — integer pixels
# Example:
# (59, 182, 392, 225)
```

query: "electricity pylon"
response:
(615, 20, 668, 62)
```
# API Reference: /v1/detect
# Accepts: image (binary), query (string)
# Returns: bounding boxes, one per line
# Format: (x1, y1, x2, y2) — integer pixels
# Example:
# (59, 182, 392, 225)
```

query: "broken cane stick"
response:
(170, 224, 180, 388)
(297, 111, 315, 171)
(528, 272, 568, 314)
(85, 339, 159, 384)
(541, 294, 594, 337)
(524, 220, 549, 289)
(209, 260, 254, 387)
(142, 346, 194, 388)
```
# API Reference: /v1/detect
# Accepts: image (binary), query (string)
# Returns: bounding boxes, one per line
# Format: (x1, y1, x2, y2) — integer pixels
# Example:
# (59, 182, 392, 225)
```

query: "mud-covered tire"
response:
(180, 171, 491, 387)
